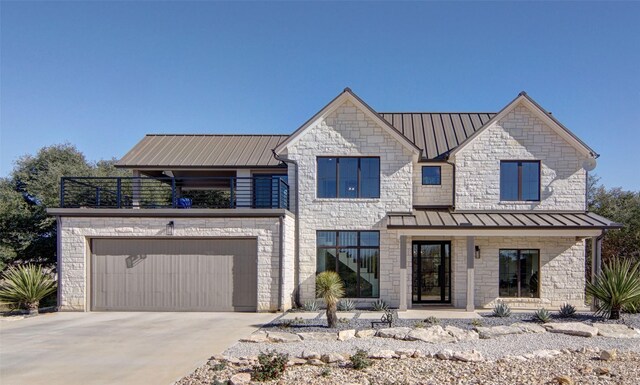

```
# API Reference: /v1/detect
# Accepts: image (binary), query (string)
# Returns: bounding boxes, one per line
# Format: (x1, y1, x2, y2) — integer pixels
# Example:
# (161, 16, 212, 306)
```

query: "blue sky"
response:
(1, 1, 638, 189)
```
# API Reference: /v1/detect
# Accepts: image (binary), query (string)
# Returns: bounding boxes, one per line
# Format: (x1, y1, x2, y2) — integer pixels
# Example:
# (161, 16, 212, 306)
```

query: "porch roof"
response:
(387, 210, 622, 230)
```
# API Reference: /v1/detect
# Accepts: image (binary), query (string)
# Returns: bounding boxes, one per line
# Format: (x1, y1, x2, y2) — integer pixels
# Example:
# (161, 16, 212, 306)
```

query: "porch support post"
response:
(590, 237, 597, 283)
(399, 235, 407, 311)
(132, 170, 141, 208)
(466, 236, 475, 312)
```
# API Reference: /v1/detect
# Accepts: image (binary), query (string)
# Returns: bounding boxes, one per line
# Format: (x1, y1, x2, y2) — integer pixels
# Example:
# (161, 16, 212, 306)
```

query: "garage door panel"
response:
(91, 238, 257, 312)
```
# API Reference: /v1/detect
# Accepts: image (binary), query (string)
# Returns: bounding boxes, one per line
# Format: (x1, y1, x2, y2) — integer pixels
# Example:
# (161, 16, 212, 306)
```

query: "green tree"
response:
(0, 144, 128, 270)
(588, 174, 640, 264)
(315, 271, 345, 328)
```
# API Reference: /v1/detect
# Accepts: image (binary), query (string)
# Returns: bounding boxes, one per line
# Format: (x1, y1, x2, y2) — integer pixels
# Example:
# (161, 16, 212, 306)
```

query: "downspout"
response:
(445, 155, 456, 210)
(272, 149, 301, 307)
(277, 214, 285, 312)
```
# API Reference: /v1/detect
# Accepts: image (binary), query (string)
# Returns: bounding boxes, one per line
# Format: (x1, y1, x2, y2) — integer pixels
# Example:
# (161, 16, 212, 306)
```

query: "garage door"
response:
(90, 238, 257, 312)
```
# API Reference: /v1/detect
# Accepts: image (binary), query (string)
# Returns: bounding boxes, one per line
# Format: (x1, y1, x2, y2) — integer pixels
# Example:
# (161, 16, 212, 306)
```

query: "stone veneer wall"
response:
(284, 100, 415, 306)
(413, 162, 453, 207)
(453, 104, 588, 211)
(451, 236, 586, 308)
(57, 215, 294, 312)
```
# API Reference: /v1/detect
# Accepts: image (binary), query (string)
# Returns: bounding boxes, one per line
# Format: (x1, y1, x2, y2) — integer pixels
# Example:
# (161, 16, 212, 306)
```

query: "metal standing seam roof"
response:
(116, 134, 289, 168)
(387, 210, 623, 229)
(379, 113, 496, 160)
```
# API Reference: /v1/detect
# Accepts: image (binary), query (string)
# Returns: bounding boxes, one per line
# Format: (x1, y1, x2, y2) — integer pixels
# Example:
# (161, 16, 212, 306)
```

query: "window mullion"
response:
(357, 158, 361, 198)
(517, 162, 522, 201)
(335, 159, 340, 198)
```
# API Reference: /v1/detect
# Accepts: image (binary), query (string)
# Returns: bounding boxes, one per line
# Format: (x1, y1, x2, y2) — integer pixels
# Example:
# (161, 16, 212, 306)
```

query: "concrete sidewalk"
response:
(0, 311, 277, 385)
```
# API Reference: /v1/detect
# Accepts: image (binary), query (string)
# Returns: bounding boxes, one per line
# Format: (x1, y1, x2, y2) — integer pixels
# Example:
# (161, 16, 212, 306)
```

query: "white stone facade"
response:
(453, 104, 588, 211)
(284, 100, 414, 305)
(413, 162, 453, 207)
(57, 215, 294, 312)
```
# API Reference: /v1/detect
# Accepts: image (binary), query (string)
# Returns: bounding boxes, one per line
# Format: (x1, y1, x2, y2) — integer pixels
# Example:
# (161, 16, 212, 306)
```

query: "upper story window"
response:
(422, 166, 441, 185)
(317, 157, 380, 198)
(500, 160, 540, 201)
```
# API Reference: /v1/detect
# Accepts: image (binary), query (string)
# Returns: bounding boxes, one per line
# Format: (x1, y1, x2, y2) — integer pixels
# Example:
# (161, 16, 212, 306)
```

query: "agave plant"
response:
(492, 301, 512, 318)
(624, 300, 640, 314)
(534, 308, 551, 323)
(337, 298, 356, 312)
(370, 299, 388, 311)
(0, 264, 57, 315)
(558, 303, 577, 318)
(302, 300, 320, 312)
(315, 271, 345, 328)
(586, 258, 640, 320)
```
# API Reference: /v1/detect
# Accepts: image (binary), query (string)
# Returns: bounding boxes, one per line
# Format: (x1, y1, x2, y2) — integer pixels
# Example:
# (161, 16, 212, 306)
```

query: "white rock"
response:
(288, 358, 307, 366)
(511, 322, 547, 334)
(369, 350, 397, 359)
(321, 353, 346, 363)
(229, 373, 251, 385)
(338, 329, 356, 341)
(307, 358, 324, 365)
(297, 332, 337, 341)
(301, 351, 321, 360)
(531, 349, 562, 359)
(600, 349, 617, 361)
(543, 322, 599, 337)
(239, 331, 270, 343)
(266, 331, 302, 343)
(406, 326, 456, 343)
(593, 323, 640, 338)
(475, 325, 523, 339)
(376, 327, 412, 340)
(453, 350, 484, 362)
(355, 329, 377, 338)
(445, 325, 479, 341)
(435, 349, 454, 360)
(395, 348, 416, 357)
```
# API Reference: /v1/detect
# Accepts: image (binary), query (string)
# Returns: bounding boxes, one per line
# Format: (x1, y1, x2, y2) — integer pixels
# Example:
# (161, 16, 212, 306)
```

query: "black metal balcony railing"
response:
(60, 176, 289, 210)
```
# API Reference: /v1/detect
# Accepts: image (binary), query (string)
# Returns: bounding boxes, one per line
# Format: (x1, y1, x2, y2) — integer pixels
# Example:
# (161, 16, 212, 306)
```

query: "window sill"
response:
(314, 198, 380, 203)
(498, 201, 540, 204)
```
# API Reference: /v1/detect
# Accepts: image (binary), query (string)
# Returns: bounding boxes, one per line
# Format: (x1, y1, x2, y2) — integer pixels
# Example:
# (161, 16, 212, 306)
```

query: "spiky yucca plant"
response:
(559, 303, 577, 318)
(492, 301, 512, 317)
(316, 271, 345, 328)
(586, 258, 640, 320)
(0, 264, 57, 314)
(534, 308, 551, 323)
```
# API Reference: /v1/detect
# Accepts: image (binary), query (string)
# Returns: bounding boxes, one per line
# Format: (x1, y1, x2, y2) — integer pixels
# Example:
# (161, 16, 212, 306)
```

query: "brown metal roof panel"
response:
(441, 114, 459, 149)
(514, 214, 539, 226)
(431, 114, 449, 156)
(402, 215, 418, 227)
(458, 114, 476, 137)
(486, 213, 511, 226)
(401, 114, 414, 142)
(476, 213, 498, 226)
(420, 114, 438, 159)
(437, 211, 457, 226)
(469, 114, 484, 131)
(388, 215, 403, 227)
(415, 210, 430, 226)
(425, 210, 444, 226)
(411, 114, 426, 152)
(534, 213, 566, 226)
(500, 213, 525, 226)
(449, 114, 468, 147)
(560, 213, 591, 226)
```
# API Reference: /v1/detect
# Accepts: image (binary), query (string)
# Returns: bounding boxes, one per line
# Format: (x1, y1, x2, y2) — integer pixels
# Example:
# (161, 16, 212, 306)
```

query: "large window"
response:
(499, 249, 539, 298)
(317, 157, 380, 198)
(500, 160, 540, 201)
(422, 166, 441, 185)
(316, 231, 379, 298)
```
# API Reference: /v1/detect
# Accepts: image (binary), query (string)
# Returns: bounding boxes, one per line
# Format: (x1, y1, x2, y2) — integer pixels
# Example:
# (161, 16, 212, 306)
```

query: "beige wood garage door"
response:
(90, 238, 257, 312)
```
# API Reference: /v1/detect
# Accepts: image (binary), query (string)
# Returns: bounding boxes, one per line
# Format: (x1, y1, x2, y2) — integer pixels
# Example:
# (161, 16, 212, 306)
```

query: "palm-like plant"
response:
(586, 258, 640, 320)
(0, 264, 57, 315)
(315, 271, 345, 328)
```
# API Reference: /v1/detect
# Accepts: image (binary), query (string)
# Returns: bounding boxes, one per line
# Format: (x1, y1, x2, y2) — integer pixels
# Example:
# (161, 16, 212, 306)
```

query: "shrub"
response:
(278, 319, 293, 329)
(252, 351, 289, 381)
(370, 299, 388, 311)
(414, 320, 426, 328)
(302, 300, 320, 312)
(624, 299, 640, 314)
(210, 361, 227, 371)
(558, 303, 577, 318)
(586, 258, 640, 319)
(316, 271, 345, 328)
(534, 308, 551, 323)
(0, 264, 57, 314)
(471, 318, 483, 327)
(424, 316, 440, 325)
(350, 349, 372, 370)
(338, 317, 350, 324)
(320, 367, 332, 377)
(337, 299, 356, 311)
(492, 301, 512, 318)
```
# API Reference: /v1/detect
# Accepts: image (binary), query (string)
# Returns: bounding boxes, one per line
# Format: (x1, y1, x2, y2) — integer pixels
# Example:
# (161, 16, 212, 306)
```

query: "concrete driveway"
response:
(0, 311, 277, 385)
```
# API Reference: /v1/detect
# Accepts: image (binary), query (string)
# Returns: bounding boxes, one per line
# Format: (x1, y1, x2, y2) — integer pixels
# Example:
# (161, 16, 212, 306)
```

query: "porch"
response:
(388, 209, 622, 312)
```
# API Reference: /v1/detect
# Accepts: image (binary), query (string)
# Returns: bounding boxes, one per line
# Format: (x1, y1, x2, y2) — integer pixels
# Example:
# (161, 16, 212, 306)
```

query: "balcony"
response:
(60, 176, 289, 210)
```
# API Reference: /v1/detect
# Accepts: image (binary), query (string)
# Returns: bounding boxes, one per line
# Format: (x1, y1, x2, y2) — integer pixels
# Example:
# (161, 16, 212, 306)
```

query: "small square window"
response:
(422, 166, 441, 185)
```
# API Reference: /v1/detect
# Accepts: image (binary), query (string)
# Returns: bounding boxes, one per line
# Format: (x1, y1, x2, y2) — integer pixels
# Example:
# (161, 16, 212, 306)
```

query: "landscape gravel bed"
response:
(225, 331, 640, 360)
(178, 350, 640, 385)
(259, 311, 640, 333)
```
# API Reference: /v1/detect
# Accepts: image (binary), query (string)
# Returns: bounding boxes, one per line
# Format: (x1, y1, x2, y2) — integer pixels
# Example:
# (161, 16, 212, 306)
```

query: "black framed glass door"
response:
(412, 241, 451, 303)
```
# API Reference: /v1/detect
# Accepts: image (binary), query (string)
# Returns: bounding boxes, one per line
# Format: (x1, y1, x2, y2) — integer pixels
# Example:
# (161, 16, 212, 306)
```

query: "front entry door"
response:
(412, 241, 451, 303)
